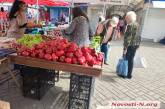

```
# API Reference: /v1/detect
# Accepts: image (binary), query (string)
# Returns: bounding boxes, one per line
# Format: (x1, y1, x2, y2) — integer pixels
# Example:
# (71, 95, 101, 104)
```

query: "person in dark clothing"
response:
(123, 11, 141, 79)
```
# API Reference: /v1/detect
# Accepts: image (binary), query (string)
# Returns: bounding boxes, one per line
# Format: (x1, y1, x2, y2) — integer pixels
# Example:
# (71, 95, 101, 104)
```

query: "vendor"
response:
(7, 0, 42, 39)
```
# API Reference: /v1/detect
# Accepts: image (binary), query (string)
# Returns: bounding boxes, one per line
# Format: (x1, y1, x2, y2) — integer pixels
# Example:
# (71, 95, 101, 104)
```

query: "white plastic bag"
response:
(134, 55, 147, 68)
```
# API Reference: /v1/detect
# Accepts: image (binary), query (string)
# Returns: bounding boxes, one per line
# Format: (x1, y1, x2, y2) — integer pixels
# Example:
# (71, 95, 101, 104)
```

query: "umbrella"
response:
(37, 0, 70, 7)
(0, 0, 70, 23)
(0, 0, 70, 7)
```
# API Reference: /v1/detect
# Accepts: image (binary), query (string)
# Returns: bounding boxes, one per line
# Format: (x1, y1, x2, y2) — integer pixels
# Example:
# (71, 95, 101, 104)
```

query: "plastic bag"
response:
(116, 58, 128, 77)
(134, 56, 147, 68)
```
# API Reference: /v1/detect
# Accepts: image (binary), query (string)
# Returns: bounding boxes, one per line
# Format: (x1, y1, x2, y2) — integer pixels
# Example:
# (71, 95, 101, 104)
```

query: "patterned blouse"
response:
(62, 16, 91, 47)
(7, 13, 27, 39)
(124, 22, 141, 50)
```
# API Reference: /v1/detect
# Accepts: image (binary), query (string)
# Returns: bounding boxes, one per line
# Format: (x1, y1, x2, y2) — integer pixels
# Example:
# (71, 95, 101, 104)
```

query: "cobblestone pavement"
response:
(91, 41, 165, 109)
(0, 41, 165, 109)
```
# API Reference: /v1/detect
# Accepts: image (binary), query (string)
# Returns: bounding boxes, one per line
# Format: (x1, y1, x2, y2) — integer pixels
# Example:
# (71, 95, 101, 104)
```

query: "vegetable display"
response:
(14, 37, 103, 67)
(17, 34, 43, 47)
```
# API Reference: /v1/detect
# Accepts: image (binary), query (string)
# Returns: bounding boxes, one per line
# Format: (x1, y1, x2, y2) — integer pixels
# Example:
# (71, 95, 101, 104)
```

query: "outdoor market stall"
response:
(0, 0, 71, 35)
(9, 46, 103, 109)
(0, 33, 104, 109)
(0, 1, 103, 108)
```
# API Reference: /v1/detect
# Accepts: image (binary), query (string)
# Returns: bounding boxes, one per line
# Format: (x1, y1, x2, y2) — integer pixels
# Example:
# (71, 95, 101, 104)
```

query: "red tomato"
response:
(65, 58, 72, 64)
(44, 54, 52, 61)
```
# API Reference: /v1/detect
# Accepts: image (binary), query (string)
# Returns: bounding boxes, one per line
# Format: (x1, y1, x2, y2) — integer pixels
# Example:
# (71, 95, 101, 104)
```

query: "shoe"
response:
(117, 74, 126, 78)
(104, 62, 109, 65)
(127, 76, 132, 79)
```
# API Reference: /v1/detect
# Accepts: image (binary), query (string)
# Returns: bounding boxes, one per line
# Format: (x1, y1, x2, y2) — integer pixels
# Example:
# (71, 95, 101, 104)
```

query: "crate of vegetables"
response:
(11, 37, 103, 77)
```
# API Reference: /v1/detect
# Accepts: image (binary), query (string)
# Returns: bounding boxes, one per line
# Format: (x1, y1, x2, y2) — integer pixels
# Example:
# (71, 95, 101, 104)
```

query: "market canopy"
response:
(0, 0, 70, 7)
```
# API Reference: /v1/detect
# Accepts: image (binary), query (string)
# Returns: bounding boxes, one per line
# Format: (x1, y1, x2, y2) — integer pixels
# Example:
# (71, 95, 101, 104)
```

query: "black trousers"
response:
(126, 46, 138, 77)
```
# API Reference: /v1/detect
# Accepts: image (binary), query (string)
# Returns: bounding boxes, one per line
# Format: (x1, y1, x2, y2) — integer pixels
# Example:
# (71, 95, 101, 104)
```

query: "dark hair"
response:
(1, 7, 4, 12)
(99, 17, 102, 22)
(72, 7, 89, 22)
(9, 0, 26, 20)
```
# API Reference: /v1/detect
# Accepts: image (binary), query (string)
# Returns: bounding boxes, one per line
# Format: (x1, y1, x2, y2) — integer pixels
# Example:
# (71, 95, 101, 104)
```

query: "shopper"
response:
(123, 11, 141, 79)
(96, 16, 119, 65)
(0, 7, 7, 32)
(61, 7, 93, 47)
(7, 0, 42, 39)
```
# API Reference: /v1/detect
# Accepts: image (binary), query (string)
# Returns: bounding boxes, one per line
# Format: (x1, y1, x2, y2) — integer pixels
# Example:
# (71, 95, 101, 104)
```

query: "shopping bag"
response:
(134, 56, 147, 68)
(116, 58, 128, 77)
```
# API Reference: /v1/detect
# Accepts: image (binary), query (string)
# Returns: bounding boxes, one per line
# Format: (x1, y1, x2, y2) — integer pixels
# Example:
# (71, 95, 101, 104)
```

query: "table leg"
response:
(68, 73, 95, 109)
(7, 68, 20, 88)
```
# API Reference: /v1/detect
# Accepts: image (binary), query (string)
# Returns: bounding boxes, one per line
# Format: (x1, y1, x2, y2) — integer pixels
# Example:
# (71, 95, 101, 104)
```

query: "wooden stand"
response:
(9, 54, 102, 77)
(8, 53, 102, 109)
(0, 100, 10, 109)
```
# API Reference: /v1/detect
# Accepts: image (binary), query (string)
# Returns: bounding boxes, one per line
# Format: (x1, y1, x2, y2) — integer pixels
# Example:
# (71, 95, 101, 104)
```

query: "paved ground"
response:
(0, 41, 165, 109)
(91, 41, 165, 109)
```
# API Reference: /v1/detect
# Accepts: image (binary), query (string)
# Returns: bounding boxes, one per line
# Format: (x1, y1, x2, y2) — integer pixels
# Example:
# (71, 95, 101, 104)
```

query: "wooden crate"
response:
(9, 54, 102, 77)
(0, 100, 10, 109)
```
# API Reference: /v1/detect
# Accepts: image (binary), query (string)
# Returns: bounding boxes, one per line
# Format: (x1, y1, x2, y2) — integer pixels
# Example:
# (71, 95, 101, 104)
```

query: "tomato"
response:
(22, 51, 29, 57)
(38, 52, 44, 59)
(78, 56, 86, 65)
(85, 53, 93, 62)
(59, 56, 65, 62)
(44, 54, 52, 61)
(56, 50, 64, 57)
(65, 58, 72, 64)
(66, 52, 74, 58)
(52, 53, 58, 61)
(74, 49, 83, 58)
(72, 57, 78, 64)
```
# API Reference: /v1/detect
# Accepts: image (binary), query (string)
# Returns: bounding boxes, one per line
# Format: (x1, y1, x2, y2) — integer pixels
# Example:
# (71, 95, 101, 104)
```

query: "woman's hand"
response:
(36, 24, 42, 28)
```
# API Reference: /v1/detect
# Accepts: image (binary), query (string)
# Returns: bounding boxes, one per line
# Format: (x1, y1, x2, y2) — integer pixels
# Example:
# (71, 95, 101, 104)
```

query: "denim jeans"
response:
(101, 43, 109, 62)
(126, 46, 138, 77)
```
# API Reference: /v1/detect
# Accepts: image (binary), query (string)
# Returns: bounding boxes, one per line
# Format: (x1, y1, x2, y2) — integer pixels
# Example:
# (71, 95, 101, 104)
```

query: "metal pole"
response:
(145, 0, 150, 21)
(103, 0, 106, 16)
(71, 0, 74, 7)
(36, 0, 39, 24)
(70, 0, 74, 22)
(143, 0, 151, 31)
(141, 0, 150, 36)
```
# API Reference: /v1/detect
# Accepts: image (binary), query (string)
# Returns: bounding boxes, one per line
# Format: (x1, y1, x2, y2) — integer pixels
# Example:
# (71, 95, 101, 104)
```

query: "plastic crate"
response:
(69, 73, 95, 109)
(20, 66, 57, 100)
